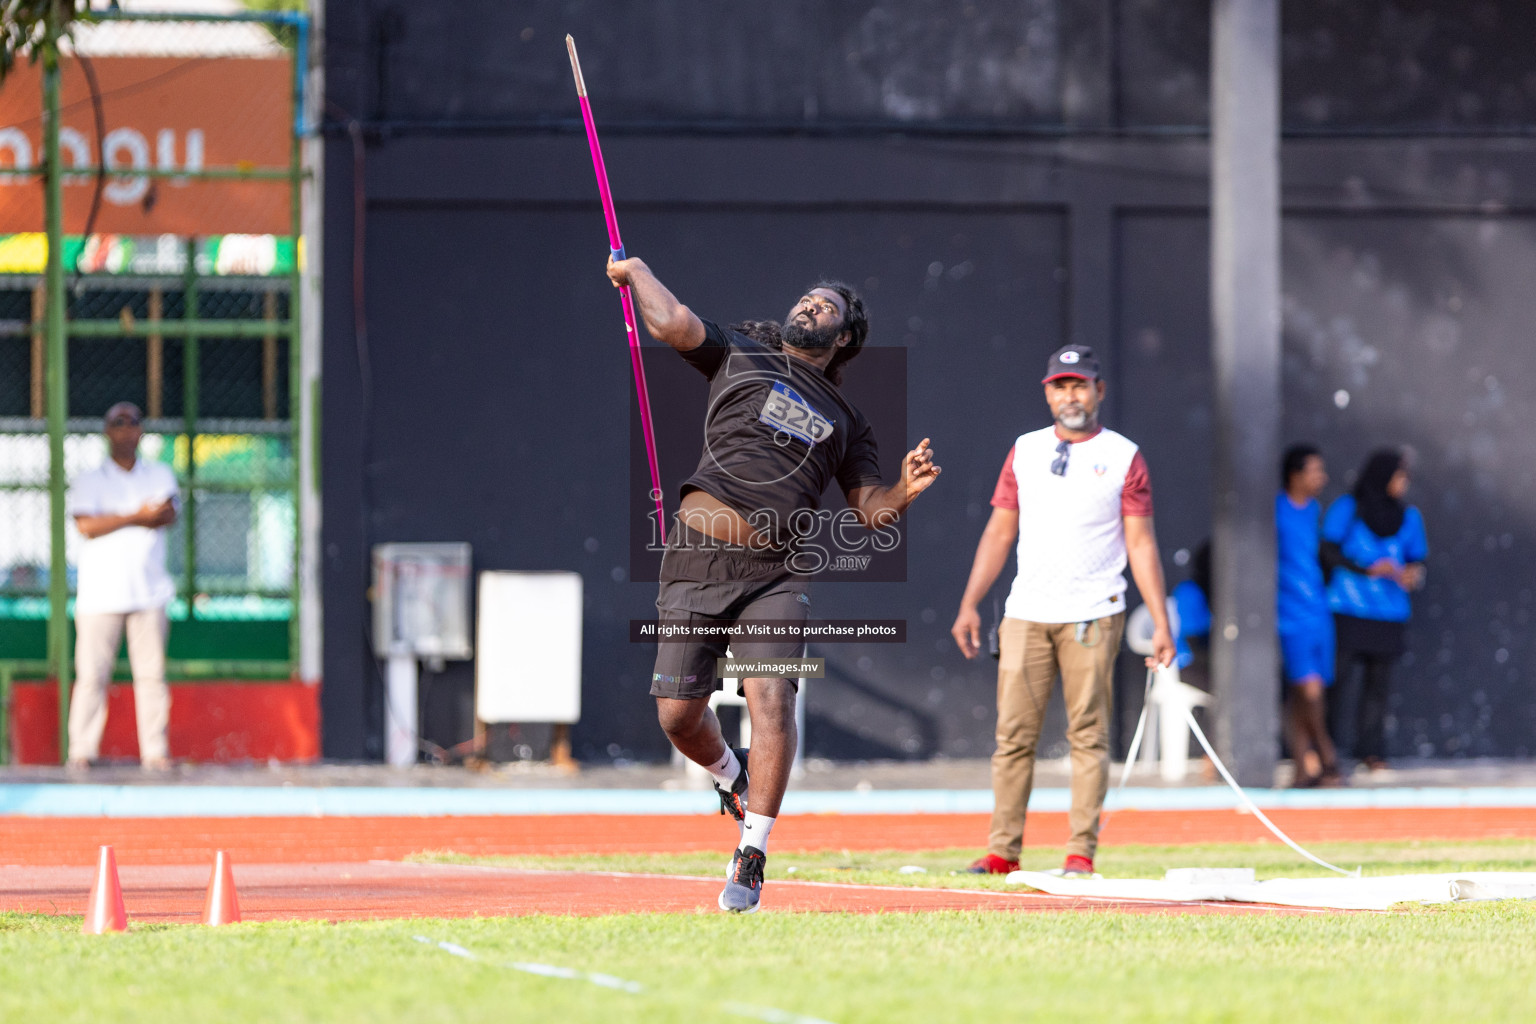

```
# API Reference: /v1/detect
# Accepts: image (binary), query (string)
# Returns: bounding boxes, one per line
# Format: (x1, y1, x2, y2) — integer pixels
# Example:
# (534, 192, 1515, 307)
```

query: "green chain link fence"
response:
(0, 275, 296, 615)
(0, 7, 307, 759)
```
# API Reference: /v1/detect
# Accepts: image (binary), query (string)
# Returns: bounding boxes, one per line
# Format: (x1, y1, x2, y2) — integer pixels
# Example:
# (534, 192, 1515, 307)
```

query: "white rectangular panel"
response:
(475, 571, 583, 724)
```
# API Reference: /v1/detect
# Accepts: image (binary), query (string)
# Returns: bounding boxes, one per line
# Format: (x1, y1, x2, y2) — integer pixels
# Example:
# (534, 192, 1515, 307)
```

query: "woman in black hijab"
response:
(1353, 451, 1409, 539)
(1320, 449, 1429, 773)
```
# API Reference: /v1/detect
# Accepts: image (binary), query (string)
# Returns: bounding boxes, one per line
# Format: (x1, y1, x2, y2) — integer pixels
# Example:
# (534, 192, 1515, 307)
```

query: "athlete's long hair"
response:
(729, 280, 868, 387)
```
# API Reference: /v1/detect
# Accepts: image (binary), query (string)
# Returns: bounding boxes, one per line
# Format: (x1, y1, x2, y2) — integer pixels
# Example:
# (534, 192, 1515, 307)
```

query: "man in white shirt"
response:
(951, 346, 1175, 878)
(65, 402, 180, 770)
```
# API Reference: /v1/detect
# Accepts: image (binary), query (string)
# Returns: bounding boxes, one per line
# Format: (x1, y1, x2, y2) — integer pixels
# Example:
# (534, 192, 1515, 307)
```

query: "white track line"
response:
(393, 860, 1332, 912)
(414, 938, 641, 992)
(395, 859, 1047, 899)
(722, 1003, 839, 1024)
(412, 936, 838, 1024)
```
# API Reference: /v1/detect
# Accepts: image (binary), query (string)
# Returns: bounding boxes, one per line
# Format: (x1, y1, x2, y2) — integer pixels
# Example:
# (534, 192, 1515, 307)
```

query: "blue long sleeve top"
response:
(1322, 494, 1428, 623)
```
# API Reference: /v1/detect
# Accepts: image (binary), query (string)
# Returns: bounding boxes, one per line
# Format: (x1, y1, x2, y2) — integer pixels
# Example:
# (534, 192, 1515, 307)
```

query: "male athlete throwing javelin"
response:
(607, 254, 941, 913)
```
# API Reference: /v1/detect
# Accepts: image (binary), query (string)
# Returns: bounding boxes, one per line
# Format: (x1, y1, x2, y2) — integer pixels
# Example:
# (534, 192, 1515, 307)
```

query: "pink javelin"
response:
(566, 35, 667, 545)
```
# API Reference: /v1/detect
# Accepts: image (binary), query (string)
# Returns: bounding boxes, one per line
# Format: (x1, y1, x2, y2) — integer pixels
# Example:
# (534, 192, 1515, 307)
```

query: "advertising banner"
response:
(0, 57, 290, 236)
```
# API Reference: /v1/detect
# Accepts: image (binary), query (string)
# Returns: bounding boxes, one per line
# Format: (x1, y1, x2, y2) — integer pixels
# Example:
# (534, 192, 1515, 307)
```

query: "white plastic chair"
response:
(1125, 600, 1211, 781)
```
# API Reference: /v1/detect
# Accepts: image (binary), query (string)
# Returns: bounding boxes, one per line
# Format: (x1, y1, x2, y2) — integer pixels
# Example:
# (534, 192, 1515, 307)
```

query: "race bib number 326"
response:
(759, 382, 834, 446)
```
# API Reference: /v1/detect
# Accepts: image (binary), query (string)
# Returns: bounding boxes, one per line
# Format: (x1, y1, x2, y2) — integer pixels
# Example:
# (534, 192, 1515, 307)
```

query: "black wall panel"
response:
(322, 1, 1536, 761)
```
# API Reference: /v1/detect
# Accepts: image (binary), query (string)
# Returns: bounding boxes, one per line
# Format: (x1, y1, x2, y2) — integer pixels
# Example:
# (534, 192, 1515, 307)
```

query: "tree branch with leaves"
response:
(0, 0, 92, 83)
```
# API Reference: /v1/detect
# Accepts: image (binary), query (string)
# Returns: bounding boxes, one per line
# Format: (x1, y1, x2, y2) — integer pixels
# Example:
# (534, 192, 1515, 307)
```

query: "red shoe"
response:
(966, 854, 1019, 875)
(1061, 855, 1095, 877)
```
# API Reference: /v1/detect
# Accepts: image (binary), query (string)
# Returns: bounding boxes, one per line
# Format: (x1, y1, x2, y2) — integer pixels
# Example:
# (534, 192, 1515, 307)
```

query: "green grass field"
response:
(4, 839, 1534, 1023)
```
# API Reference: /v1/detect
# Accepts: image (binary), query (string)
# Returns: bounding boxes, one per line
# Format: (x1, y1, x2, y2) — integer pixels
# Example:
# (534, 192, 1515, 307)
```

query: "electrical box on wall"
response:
(370, 543, 473, 662)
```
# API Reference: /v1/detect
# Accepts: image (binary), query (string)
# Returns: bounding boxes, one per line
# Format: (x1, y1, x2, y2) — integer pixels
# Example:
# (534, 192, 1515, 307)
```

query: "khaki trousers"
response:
(988, 613, 1124, 861)
(68, 609, 171, 763)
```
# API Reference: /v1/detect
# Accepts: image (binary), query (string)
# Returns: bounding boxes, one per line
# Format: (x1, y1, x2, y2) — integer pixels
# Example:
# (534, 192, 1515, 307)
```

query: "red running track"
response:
(1, 807, 1533, 866)
(0, 861, 1329, 920)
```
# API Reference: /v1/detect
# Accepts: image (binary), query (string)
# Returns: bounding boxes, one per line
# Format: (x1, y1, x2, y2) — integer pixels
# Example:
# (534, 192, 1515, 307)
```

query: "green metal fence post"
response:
(41, 3, 72, 764)
(288, 22, 304, 672)
(182, 237, 200, 620)
(1, 664, 12, 765)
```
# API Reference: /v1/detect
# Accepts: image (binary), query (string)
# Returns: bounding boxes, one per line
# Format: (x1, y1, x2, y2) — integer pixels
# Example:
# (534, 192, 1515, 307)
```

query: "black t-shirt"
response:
(677, 319, 884, 547)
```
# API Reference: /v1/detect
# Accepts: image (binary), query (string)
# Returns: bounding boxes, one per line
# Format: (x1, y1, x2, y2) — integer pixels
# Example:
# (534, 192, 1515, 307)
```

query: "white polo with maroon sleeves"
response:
(990, 425, 1153, 623)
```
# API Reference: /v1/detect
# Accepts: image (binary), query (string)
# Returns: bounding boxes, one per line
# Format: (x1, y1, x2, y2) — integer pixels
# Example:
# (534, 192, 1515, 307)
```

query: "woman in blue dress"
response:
(1322, 450, 1428, 772)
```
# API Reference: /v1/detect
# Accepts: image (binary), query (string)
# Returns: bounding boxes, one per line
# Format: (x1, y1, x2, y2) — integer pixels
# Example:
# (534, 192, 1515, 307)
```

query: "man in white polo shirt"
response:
(952, 345, 1175, 877)
(65, 402, 180, 770)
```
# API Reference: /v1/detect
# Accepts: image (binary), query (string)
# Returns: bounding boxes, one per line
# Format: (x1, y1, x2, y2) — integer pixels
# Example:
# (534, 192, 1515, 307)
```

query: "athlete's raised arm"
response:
(606, 255, 706, 352)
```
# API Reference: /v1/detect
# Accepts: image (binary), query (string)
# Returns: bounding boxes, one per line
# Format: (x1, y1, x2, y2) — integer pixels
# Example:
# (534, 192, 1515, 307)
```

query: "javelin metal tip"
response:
(565, 34, 586, 96)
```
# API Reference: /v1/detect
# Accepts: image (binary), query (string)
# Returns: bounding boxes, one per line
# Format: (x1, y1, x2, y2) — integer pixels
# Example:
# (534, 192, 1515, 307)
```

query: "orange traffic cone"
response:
(201, 850, 241, 925)
(82, 845, 128, 934)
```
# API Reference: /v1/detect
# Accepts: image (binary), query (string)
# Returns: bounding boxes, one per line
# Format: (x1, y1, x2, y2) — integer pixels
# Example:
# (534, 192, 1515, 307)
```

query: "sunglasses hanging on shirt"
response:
(1050, 439, 1071, 477)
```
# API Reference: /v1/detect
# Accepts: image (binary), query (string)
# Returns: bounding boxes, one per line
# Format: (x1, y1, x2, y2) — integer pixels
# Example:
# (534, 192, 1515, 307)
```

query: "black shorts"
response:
(651, 525, 810, 701)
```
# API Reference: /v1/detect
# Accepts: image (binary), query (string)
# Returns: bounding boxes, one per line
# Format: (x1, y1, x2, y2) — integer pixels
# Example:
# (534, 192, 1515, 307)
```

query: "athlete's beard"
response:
(1055, 404, 1095, 431)
(781, 315, 844, 351)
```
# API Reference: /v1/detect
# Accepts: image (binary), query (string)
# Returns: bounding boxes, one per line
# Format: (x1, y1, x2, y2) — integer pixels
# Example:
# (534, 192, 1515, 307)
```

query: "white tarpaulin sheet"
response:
(1005, 870, 1536, 912)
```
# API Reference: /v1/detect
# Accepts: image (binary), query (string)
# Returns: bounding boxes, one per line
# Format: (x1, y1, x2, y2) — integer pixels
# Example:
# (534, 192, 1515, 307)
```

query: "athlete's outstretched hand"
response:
(901, 438, 941, 499)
